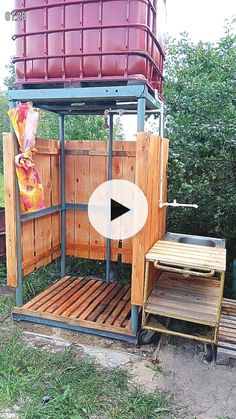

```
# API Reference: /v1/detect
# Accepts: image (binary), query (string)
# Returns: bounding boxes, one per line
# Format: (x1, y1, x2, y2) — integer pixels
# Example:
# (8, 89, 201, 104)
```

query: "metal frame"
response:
(8, 84, 161, 336)
(142, 259, 225, 345)
(13, 313, 138, 344)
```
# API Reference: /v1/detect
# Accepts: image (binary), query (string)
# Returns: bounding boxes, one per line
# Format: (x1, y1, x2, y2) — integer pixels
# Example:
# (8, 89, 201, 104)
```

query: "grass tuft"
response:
(0, 331, 171, 419)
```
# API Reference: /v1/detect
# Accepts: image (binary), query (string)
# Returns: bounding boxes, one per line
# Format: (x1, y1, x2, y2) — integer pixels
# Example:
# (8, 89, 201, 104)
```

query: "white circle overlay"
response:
(88, 180, 148, 240)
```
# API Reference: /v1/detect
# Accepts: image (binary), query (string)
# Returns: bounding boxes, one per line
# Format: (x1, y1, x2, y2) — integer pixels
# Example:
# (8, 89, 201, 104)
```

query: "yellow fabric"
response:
(8, 102, 45, 213)
(15, 151, 45, 213)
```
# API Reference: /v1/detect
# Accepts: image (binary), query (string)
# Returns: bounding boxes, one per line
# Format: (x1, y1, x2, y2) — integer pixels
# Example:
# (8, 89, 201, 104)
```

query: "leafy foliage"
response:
(164, 18, 236, 289)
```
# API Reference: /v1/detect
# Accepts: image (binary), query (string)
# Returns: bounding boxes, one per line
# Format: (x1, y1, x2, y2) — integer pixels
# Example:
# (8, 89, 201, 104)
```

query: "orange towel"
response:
(15, 151, 45, 213)
(8, 102, 45, 213)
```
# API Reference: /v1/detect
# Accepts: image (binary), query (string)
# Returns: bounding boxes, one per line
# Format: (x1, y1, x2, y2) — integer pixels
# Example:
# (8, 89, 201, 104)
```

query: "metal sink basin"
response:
(164, 232, 226, 248)
(178, 237, 216, 247)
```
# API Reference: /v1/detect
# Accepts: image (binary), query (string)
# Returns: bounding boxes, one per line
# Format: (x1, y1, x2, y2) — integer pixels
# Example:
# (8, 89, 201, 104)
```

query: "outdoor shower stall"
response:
(4, 85, 169, 342)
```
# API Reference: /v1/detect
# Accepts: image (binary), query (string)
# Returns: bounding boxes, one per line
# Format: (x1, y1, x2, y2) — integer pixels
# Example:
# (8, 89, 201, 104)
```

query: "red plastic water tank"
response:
(13, 0, 166, 94)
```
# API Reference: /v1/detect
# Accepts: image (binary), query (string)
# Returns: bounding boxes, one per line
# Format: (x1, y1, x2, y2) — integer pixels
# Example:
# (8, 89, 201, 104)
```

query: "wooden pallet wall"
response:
(3, 135, 61, 286)
(4, 134, 168, 296)
(65, 140, 136, 262)
(131, 133, 169, 306)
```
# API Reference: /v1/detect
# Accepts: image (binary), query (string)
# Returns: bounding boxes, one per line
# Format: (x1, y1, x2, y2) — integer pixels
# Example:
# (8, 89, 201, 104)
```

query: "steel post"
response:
(9, 101, 24, 307)
(105, 113, 113, 283)
(59, 115, 66, 278)
(137, 97, 146, 132)
(131, 305, 139, 332)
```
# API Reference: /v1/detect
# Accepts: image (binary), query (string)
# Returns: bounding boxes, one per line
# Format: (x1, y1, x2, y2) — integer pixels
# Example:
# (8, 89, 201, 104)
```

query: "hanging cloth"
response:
(8, 102, 45, 212)
(15, 151, 45, 212)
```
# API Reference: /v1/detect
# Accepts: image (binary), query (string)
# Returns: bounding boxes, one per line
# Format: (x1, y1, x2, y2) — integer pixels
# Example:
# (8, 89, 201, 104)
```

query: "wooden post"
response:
(3, 133, 18, 287)
(131, 133, 169, 306)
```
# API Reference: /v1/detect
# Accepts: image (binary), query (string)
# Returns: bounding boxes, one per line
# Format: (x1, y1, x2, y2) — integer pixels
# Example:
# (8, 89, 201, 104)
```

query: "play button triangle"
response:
(110, 198, 130, 221)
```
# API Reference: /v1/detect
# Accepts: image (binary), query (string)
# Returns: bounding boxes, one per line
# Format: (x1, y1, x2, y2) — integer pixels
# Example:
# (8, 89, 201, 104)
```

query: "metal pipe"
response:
(159, 100, 165, 208)
(105, 113, 113, 283)
(59, 115, 66, 278)
(137, 97, 146, 131)
(9, 101, 24, 307)
(161, 200, 198, 209)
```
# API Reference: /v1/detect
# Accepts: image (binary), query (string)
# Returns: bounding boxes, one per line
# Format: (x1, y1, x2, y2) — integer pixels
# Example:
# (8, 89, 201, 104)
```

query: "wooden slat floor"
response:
(217, 298, 236, 362)
(145, 272, 220, 326)
(14, 276, 135, 337)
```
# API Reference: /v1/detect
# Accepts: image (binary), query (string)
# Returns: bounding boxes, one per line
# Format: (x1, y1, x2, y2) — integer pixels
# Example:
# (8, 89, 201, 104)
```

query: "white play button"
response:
(88, 180, 148, 240)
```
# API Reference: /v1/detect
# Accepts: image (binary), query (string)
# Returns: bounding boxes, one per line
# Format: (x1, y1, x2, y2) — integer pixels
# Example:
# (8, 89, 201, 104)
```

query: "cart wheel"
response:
(204, 344, 214, 362)
(138, 330, 149, 345)
(138, 329, 160, 346)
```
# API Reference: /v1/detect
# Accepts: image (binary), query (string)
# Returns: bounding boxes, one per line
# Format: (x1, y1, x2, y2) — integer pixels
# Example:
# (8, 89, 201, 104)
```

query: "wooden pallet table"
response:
(217, 298, 236, 365)
(13, 276, 136, 342)
(142, 240, 226, 346)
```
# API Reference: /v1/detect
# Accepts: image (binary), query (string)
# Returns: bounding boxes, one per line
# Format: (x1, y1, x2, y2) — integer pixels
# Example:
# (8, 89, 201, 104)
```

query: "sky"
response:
(0, 0, 235, 137)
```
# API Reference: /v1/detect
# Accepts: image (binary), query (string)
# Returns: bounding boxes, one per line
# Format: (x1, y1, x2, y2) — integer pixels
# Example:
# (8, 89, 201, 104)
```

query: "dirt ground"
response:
(1, 317, 235, 419)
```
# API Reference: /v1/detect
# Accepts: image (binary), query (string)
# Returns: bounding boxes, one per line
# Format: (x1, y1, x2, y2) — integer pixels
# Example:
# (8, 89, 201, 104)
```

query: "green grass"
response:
(0, 331, 171, 419)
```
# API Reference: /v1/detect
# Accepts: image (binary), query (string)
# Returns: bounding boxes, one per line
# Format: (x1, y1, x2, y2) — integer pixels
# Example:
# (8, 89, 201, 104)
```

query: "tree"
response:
(164, 18, 236, 289)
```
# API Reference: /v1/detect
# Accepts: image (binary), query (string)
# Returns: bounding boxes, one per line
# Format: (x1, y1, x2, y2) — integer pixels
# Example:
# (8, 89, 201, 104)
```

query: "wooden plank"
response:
(159, 139, 169, 239)
(65, 143, 75, 256)
(74, 141, 90, 258)
(28, 277, 76, 311)
(151, 239, 227, 255)
(145, 301, 217, 324)
(154, 278, 220, 296)
(114, 301, 131, 326)
(14, 306, 136, 336)
(62, 280, 103, 317)
(70, 282, 108, 319)
(96, 284, 130, 323)
(33, 152, 45, 269)
(219, 328, 236, 338)
(223, 298, 236, 306)
(87, 283, 122, 321)
(146, 250, 226, 272)
(42, 150, 52, 265)
(22, 244, 60, 272)
(36, 277, 82, 312)
(219, 335, 236, 344)
(157, 272, 220, 287)
(66, 243, 132, 256)
(131, 133, 149, 305)
(222, 307, 236, 316)
(110, 141, 123, 261)
(3, 133, 18, 287)
(46, 279, 88, 313)
(217, 341, 236, 350)
(151, 288, 219, 308)
(156, 276, 220, 295)
(51, 151, 60, 260)
(53, 279, 98, 315)
(148, 294, 217, 316)
(23, 276, 72, 309)
(78, 282, 117, 320)
(220, 321, 236, 329)
(122, 141, 136, 264)
(105, 288, 131, 325)
(150, 246, 226, 261)
(221, 314, 236, 322)
(21, 220, 35, 276)
(131, 135, 169, 305)
(89, 141, 107, 260)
